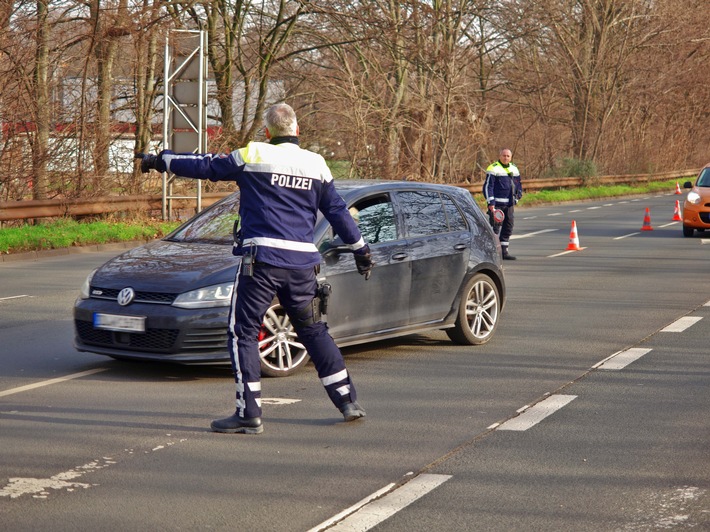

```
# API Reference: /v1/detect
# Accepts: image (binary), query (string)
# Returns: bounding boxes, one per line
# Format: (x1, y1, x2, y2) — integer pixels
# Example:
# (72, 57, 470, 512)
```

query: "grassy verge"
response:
(518, 179, 680, 206)
(0, 218, 181, 254)
(0, 178, 685, 255)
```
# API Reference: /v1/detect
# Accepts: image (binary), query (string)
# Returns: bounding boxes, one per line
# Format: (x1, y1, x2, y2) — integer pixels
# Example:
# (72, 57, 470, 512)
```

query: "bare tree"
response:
(85, 0, 130, 190)
(32, 0, 50, 199)
(130, 0, 164, 192)
(506, 0, 655, 167)
(165, 0, 307, 149)
(2, 0, 710, 203)
(293, 1, 512, 182)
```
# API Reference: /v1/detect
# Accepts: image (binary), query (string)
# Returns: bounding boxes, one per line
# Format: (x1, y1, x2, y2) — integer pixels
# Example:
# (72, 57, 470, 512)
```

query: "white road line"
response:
(701, 239, 710, 245)
(312, 474, 451, 532)
(547, 212, 563, 216)
(510, 229, 557, 240)
(0, 295, 31, 302)
(614, 232, 639, 240)
(658, 222, 678, 228)
(548, 248, 586, 257)
(0, 368, 108, 398)
(587, 206, 602, 210)
(497, 395, 577, 431)
(704, 300, 710, 306)
(568, 209, 582, 213)
(0, 457, 117, 499)
(261, 398, 301, 405)
(661, 316, 702, 332)
(594, 348, 653, 370)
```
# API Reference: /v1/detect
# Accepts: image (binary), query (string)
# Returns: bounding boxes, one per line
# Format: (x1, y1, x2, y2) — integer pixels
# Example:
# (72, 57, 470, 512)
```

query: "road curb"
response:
(0, 240, 148, 263)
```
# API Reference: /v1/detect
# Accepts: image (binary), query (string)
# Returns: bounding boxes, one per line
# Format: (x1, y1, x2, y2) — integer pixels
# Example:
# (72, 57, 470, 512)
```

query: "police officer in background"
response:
(138, 103, 373, 434)
(483, 148, 523, 260)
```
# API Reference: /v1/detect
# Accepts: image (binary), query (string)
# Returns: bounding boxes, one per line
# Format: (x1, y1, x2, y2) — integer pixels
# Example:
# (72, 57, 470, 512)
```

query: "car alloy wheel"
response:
(258, 303, 310, 377)
(446, 273, 500, 345)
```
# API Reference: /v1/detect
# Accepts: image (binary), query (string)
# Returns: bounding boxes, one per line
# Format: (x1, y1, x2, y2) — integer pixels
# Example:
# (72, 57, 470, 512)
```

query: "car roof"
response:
(333, 179, 469, 200)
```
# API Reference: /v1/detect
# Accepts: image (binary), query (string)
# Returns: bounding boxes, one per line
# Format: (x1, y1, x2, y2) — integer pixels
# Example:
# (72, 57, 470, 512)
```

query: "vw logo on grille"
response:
(117, 287, 136, 306)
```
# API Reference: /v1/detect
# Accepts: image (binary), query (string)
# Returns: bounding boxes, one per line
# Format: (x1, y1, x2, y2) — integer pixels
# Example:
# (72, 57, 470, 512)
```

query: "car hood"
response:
(92, 240, 238, 293)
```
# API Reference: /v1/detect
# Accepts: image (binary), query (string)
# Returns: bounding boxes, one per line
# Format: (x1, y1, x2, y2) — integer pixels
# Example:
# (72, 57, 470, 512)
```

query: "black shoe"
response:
(210, 413, 263, 434)
(340, 401, 366, 422)
(502, 252, 517, 260)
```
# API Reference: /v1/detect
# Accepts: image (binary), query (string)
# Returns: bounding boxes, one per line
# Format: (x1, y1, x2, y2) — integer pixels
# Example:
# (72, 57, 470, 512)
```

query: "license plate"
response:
(93, 313, 146, 333)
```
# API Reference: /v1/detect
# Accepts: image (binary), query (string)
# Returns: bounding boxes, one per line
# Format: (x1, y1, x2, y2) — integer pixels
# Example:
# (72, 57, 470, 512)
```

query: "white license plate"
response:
(94, 313, 146, 333)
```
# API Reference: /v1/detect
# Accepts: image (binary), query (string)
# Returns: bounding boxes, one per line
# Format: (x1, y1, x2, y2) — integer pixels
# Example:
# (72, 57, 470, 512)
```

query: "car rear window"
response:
(398, 190, 468, 237)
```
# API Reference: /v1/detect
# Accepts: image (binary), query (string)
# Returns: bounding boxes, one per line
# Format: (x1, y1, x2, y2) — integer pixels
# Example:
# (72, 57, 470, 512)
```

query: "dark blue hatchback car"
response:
(74, 181, 506, 377)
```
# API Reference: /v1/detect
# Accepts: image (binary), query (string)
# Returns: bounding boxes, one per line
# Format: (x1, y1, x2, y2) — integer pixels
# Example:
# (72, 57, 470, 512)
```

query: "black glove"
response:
(135, 151, 168, 173)
(353, 245, 374, 280)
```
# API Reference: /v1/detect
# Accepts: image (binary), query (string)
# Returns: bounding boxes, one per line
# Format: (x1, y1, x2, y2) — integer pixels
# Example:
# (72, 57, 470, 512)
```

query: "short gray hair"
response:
(265, 103, 298, 137)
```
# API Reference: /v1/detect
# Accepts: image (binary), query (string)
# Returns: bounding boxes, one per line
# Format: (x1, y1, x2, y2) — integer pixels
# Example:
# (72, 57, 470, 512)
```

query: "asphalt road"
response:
(1, 191, 708, 531)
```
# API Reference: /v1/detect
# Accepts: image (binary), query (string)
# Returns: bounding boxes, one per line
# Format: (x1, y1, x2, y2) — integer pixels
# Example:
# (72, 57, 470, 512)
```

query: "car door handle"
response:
(391, 253, 408, 261)
(454, 243, 468, 251)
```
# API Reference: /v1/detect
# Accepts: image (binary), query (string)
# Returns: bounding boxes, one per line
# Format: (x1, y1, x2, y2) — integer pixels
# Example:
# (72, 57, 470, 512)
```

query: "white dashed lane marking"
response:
(661, 316, 703, 332)
(594, 348, 653, 370)
(0, 368, 108, 398)
(494, 395, 577, 432)
(311, 474, 452, 532)
(661, 317, 703, 332)
(614, 232, 640, 240)
(0, 295, 31, 302)
(510, 229, 557, 240)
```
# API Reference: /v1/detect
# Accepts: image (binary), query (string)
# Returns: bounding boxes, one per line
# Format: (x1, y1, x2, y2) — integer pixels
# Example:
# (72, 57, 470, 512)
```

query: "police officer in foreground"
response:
(483, 148, 523, 260)
(137, 103, 373, 434)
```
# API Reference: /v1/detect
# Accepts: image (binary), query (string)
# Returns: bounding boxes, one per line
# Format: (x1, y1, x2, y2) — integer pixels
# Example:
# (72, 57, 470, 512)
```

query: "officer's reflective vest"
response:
(483, 161, 522, 207)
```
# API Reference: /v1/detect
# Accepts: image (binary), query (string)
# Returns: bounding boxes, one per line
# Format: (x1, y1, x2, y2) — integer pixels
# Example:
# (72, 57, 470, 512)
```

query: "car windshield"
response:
(697, 168, 710, 187)
(163, 183, 373, 245)
(165, 193, 241, 245)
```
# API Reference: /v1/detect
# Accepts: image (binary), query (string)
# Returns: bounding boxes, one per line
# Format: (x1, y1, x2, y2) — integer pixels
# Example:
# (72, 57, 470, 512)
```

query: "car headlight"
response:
(79, 269, 97, 299)
(172, 283, 234, 309)
(687, 191, 701, 205)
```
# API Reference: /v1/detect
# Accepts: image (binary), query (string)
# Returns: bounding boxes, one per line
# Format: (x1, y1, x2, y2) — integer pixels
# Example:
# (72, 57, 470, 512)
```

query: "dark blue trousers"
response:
(227, 264, 356, 419)
(496, 205, 515, 253)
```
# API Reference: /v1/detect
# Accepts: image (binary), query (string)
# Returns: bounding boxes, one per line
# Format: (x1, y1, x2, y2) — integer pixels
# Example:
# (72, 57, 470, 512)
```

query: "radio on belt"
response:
(242, 243, 256, 277)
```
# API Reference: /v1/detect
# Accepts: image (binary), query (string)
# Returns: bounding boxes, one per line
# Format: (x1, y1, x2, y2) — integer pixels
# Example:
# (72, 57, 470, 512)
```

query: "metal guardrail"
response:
(0, 192, 230, 222)
(0, 169, 699, 223)
(457, 169, 699, 195)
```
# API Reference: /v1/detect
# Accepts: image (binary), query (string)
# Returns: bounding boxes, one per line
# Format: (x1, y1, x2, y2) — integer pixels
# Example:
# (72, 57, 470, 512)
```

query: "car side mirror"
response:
(684, 181, 693, 189)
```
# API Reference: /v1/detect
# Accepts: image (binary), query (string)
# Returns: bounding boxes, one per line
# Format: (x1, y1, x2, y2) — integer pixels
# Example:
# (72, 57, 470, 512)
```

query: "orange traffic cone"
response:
(675, 182, 682, 194)
(641, 207, 653, 230)
(672, 200, 682, 221)
(566, 220, 581, 251)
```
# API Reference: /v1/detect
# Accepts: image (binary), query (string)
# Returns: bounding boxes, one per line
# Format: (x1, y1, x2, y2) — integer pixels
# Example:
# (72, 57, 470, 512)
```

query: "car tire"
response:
(446, 273, 500, 346)
(683, 225, 694, 237)
(259, 303, 310, 377)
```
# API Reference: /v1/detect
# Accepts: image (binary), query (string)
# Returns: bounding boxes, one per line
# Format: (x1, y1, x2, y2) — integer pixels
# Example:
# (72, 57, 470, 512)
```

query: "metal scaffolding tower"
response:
(161, 29, 208, 220)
